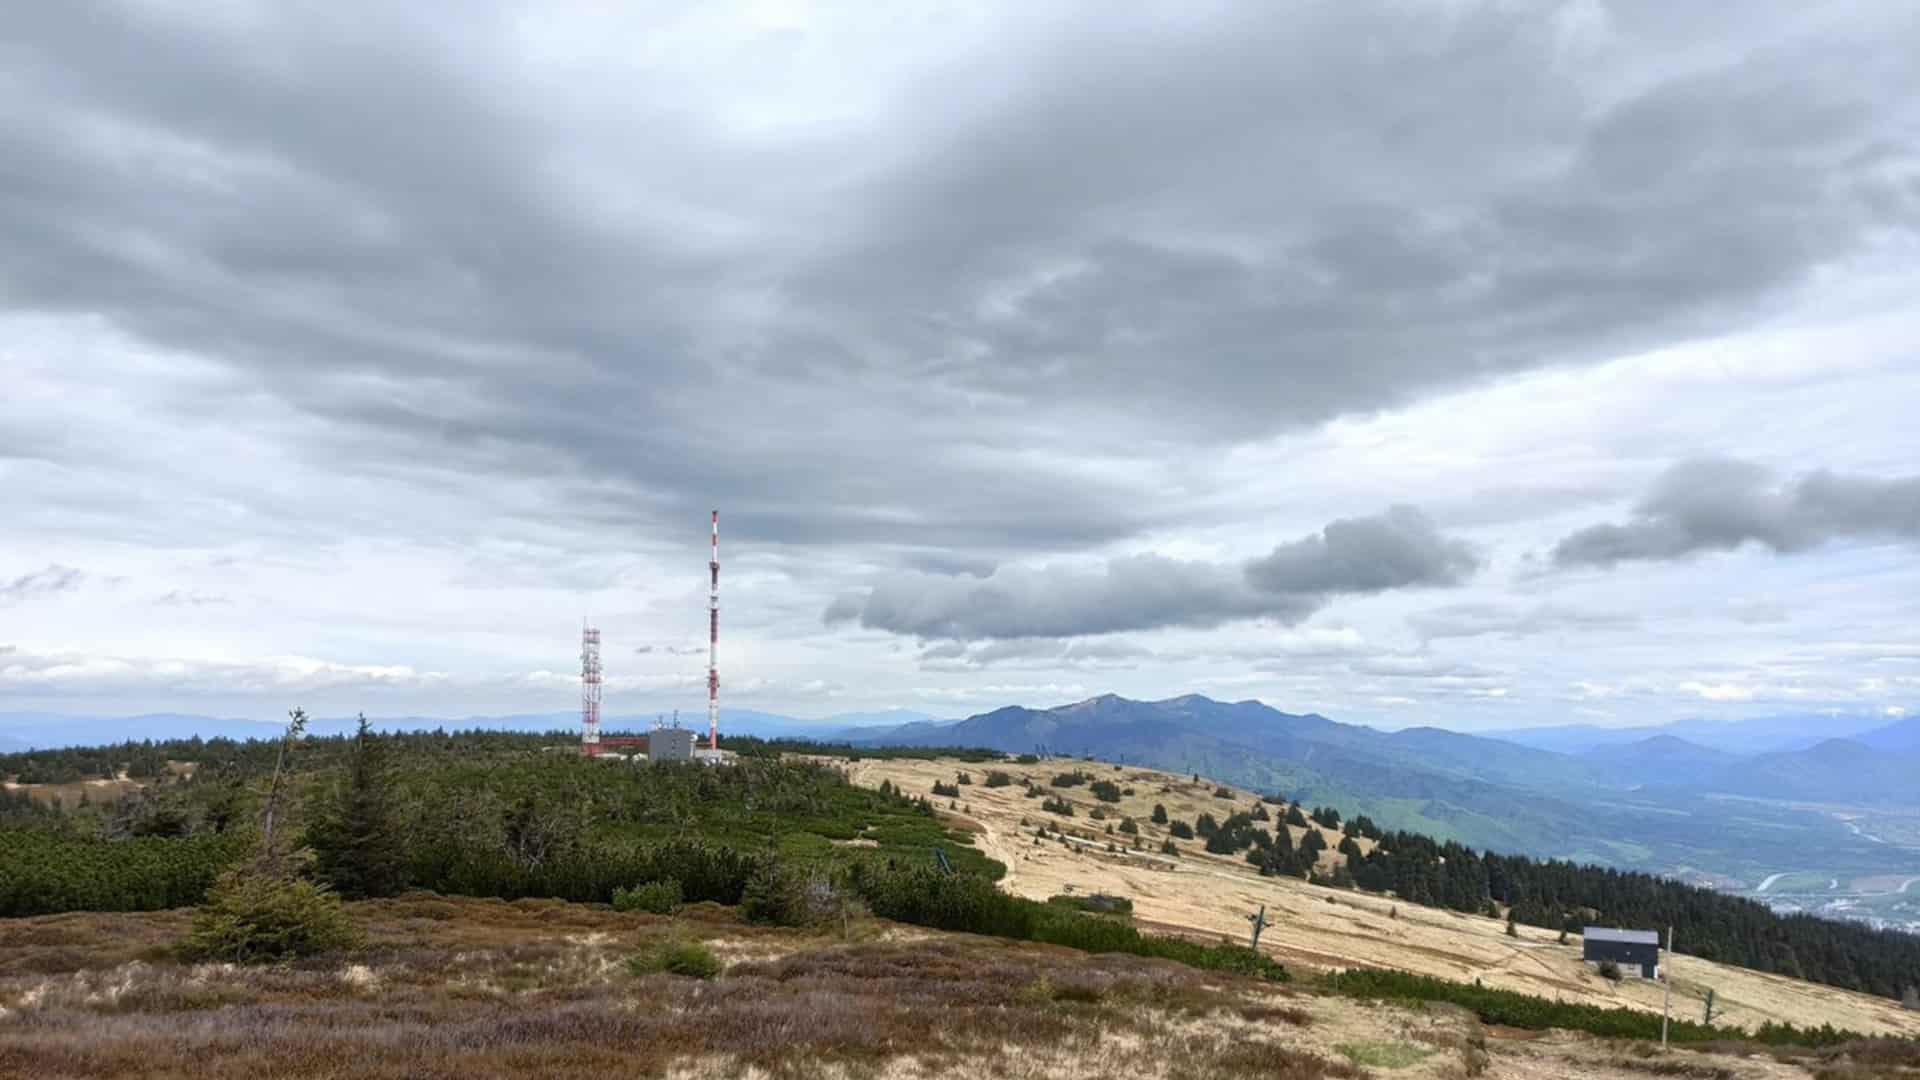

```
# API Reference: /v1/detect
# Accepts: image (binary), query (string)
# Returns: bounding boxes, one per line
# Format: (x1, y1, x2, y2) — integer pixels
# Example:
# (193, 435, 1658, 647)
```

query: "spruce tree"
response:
(309, 714, 407, 899)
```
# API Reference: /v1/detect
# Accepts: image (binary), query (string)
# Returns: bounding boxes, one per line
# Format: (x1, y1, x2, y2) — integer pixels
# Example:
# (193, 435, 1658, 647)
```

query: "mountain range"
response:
(848, 694, 1920, 883)
(1493, 711, 1901, 755)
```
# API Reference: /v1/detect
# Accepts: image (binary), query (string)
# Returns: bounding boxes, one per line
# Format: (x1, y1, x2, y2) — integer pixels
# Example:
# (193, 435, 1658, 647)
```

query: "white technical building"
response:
(650, 726, 696, 763)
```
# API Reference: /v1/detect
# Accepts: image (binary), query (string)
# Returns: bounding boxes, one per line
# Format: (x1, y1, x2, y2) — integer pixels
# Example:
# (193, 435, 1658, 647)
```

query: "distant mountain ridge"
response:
(1494, 711, 1902, 755)
(852, 693, 1634, 856)
(1579, 735, 1736, 788)
(850, 693, 1920, 880)
(0, 706, 940, 750)
(1856, 714, 1920, 753)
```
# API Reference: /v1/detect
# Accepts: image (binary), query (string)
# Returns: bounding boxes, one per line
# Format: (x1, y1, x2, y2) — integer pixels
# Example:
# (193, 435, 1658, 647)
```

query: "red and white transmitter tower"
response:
(580, 622, 603, 756)
(705, 510, 720, 751)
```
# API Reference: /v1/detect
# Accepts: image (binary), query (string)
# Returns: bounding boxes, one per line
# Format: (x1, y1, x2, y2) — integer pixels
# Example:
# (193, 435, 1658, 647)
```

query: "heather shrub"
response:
(628, 939, 720, 979)
(612, 879, 683, 915)
(180, 867, 360, 963)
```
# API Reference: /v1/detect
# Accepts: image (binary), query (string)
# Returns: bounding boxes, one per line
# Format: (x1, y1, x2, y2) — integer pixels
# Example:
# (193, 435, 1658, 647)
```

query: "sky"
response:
(2, 1, 1917, 733)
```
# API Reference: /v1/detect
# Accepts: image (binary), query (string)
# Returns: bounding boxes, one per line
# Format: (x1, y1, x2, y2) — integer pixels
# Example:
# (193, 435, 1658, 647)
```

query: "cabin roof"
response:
(1584, 927, 1660, 946)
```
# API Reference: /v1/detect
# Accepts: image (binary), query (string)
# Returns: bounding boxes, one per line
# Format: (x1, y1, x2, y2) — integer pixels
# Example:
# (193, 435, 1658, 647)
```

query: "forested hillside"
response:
(5, 731, 1917, 1003)
(1, 731, 994, 916)
(0, 727, 1283, 984)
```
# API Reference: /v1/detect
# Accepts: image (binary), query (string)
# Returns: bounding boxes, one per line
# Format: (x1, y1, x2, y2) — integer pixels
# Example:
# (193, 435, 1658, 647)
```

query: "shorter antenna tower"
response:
(580, 623, 602, 757)
(707, 510, 720, 751)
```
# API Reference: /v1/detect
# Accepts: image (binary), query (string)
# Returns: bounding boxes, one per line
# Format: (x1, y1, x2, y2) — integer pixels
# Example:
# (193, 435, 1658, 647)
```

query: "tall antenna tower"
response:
(707, 510, 720, 751)
(581, 622, 602, 757)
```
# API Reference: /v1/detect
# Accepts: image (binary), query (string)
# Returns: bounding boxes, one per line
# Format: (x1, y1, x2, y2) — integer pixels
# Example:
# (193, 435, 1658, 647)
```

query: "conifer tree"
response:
(308, 714, 407, 898)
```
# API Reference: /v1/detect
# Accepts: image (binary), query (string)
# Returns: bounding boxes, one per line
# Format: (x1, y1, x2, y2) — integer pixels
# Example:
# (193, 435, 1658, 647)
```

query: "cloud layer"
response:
(1554, 458, 1920, 568)
(829, 506, 1477, 640)
(1, 3, 1917, 726)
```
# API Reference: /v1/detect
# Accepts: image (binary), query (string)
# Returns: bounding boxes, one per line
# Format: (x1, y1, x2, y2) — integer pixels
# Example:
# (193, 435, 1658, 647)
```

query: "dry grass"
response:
(0, 894, 1376, 1080)
(0, 892, 1846, 1078)
(839, 756, 1920, 1040)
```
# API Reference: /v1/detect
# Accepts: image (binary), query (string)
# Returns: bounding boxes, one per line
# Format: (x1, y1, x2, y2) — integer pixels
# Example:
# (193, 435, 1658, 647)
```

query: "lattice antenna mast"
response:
(706, 510, 720, 751)
(581, 622, 602, 757)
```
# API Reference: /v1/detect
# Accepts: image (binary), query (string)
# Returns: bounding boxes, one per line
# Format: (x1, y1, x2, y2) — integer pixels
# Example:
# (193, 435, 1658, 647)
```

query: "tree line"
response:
(1347, 829, 1920, 1000)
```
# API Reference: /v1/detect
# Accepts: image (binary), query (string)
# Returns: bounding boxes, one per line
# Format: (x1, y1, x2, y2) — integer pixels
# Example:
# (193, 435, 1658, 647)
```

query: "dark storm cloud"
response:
(828, 506, 1477, 640)
(1, 2, 1916, 567)
(1552, 458, 1920, 568)
(0, 565, 84, 606)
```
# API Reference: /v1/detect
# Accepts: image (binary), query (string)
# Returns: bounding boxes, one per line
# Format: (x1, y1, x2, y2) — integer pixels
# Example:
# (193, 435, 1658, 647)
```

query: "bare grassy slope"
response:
(846, 756, 1920, 1040)
(0, 894, 1873, 1080)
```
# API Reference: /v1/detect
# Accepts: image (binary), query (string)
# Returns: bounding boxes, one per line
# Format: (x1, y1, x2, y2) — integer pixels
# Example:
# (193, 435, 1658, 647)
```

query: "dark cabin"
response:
(1583, 927, 1660, 978)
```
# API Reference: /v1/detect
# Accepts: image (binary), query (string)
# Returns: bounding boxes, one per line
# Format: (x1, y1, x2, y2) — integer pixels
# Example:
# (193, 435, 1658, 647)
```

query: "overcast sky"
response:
(3, 1, 1917, 732)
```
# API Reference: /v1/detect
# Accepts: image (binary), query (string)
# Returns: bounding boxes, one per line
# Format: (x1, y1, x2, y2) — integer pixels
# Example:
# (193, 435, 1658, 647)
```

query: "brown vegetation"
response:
(5, 893, 1907, 1078)
(0, 894, 1374, 1080)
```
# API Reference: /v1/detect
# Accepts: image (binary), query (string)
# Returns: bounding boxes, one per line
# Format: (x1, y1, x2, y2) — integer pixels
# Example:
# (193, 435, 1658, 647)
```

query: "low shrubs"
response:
(627, 939, 720, 979)
(740, 863, 863, 929)
(852, 865, 1287, 981)
(179, 867, 360, 964)
(612, 879, 683, 915)
(1323, 968, 1868, 1048)
(984, 771, 1013, 787)
(1047, 892, 1133, 916)
(1089, 779, 1122, 803)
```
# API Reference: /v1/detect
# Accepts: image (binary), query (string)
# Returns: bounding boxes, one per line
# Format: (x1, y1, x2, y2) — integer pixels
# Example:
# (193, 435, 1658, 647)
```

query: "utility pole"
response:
(1248, 904, 1269, 950)
(1661, 924, 1674, 1049)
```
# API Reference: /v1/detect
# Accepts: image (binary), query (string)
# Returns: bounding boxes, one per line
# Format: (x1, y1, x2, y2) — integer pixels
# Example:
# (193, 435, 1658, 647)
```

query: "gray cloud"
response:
(1245, 506, 1479, 594)
(637, 644, 707, 657)
(826, 554, 1305, 640)
(830, 506, 1477, 640)
(1, 3, 1913, 570)
(0, 565, 84, 606)
(1410, 603, 1639, 641)
(1553, 458, 1920, 568)
(917, 638, 1156, 673)
(2, 4, 1918, 726)
(155, 590, 231, 608)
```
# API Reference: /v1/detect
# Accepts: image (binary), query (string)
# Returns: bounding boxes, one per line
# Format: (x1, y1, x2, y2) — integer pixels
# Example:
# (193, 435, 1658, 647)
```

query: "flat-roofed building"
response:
(1583, 927, 1660, 978)
(649, 727, 696, 763)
